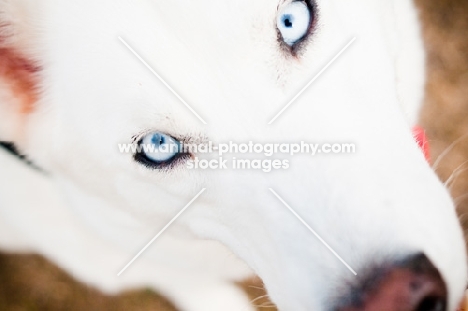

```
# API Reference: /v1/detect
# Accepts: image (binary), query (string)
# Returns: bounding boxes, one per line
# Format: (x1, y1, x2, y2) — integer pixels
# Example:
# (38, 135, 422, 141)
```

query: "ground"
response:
(1, 1, 468, 310)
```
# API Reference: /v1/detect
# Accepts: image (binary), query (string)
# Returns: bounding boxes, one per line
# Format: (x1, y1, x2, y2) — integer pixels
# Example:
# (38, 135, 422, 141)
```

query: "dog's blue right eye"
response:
(277, 1, 312, 46)
(135, 132, 182, 167)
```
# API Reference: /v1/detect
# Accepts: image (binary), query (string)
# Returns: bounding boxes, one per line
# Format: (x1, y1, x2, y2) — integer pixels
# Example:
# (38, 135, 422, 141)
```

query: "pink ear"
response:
(0, 47, 40, 114)
(412, 126, 430, 163)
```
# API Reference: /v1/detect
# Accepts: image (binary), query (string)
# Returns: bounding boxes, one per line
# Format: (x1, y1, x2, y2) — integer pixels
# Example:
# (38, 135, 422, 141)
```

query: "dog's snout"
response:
(336, 253, 447, 311)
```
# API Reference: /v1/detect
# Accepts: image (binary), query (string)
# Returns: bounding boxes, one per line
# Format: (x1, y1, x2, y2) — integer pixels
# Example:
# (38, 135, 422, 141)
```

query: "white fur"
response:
(0, 1, 466, 310)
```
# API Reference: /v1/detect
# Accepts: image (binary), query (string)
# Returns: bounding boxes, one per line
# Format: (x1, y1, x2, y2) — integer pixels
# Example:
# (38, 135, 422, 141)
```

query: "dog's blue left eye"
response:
(277, 1, 311, 46)
(136, 132, 181, 166)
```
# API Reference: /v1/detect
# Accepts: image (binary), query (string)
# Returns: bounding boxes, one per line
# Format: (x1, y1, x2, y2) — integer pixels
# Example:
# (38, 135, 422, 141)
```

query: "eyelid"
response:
(134, 151, 189, 170)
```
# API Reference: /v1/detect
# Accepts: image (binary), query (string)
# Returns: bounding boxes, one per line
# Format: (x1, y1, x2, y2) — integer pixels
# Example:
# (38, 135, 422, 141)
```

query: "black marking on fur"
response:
(0, 142, 42, 172)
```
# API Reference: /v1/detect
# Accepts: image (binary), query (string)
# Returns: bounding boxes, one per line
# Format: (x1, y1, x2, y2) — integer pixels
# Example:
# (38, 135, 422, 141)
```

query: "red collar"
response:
(412, 126, 430, 163)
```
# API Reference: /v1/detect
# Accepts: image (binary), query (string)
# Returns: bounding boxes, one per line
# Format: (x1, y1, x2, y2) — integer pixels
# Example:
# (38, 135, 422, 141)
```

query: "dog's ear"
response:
(0, 0, 40, 142)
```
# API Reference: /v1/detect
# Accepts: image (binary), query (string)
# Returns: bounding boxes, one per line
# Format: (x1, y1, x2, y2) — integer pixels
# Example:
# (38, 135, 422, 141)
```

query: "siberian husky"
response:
(0, 0, 466, 310)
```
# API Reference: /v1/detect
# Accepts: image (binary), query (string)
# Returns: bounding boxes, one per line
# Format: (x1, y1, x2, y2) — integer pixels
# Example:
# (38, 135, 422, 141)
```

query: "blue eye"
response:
(136, 132, 182, 167)
(277, 1, 312, 46)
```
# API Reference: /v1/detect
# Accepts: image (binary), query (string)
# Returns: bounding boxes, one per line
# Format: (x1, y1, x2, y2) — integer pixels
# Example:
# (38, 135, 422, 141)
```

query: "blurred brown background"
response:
(418, 0, 468, 243)
(1, 1, 468, 310)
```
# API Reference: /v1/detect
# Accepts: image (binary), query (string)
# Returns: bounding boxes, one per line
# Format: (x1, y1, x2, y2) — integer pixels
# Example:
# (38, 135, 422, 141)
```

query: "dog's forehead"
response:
(123, 0, 276, 45)
(117, 3, 281, 131)
(43, 1, 288, 128)
(40, 0, 395, 142)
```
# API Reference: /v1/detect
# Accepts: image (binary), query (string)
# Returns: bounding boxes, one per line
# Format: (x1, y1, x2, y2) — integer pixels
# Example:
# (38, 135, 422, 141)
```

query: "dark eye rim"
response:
(277, 0, 318, 55)
(133, 133, 190, 170)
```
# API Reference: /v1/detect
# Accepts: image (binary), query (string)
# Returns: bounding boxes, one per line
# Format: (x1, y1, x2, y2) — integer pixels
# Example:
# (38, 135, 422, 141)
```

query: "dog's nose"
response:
(336, 253, 447, 311)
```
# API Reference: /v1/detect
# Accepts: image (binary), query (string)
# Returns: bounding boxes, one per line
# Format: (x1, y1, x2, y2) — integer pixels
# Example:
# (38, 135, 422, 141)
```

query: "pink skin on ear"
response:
(0, 47, 40, 114)
(412, 126, 430, 163)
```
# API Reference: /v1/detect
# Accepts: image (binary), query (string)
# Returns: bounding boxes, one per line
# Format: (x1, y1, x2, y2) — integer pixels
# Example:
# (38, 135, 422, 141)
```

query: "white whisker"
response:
(432, 132, 468, 172)
(250, 294, 270, 305)
(444, 159, 468, 189)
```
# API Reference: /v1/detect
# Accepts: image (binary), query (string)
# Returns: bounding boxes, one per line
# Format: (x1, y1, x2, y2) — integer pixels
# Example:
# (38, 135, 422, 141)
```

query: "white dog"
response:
(0, 0, 466, 310)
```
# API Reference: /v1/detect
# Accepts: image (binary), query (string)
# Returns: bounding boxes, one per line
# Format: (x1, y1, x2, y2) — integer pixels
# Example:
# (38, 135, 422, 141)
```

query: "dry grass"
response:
(1, 1, 468, 310)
